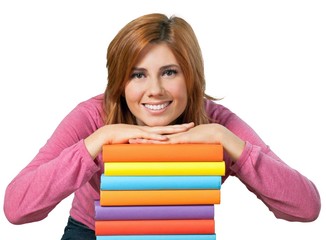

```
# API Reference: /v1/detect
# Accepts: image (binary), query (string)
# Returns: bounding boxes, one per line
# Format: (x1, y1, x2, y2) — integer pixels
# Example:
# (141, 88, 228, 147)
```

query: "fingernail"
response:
(160, 135, 168, 140)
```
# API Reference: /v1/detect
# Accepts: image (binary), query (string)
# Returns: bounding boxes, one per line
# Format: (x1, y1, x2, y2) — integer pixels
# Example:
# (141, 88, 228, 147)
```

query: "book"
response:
(102, 144, 223, 162)
(100, 175, 222, 190)
(100, 189, 220, 206)
(96, 235, 216, 240)
(95, 219, 215, 235)
(94, 201, 214, 220)
(104, 162, 225, 176)
(96, 144, 224, 239)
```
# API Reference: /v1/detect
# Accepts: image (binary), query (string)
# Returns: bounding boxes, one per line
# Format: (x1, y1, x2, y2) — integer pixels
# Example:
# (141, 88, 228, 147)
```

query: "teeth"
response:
(144, 102, 169, 110)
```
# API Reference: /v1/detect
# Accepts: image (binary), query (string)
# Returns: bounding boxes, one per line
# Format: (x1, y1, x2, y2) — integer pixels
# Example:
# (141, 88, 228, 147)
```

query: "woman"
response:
(4, 13, 321, 239)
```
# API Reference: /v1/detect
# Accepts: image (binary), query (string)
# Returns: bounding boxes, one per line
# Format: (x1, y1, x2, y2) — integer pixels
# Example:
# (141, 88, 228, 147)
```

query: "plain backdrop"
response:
(0, 0, 325, 239)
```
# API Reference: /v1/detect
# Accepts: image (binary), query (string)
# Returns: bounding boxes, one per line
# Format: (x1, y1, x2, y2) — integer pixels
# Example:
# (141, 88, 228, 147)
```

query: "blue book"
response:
(97, 234, 216, 240)
(100, 175, 222, 190)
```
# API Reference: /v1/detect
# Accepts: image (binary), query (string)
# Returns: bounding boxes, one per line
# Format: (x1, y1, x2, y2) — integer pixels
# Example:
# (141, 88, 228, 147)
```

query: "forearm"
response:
(85, 123, 189, 158)
(232, 141, 321, 222)
(4, 140, 99, 224)
(211, 124, 245, 162)
(205, 100, 321, 221)
(85, 125, 110, 159)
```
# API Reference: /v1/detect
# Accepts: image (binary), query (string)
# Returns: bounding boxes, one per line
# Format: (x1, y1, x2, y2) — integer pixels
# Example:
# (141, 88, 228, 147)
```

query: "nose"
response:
(147, 77, 164, 97)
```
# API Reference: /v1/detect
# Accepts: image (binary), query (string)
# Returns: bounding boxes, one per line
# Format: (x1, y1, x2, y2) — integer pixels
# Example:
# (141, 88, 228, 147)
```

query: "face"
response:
(124, 43, 187, 126)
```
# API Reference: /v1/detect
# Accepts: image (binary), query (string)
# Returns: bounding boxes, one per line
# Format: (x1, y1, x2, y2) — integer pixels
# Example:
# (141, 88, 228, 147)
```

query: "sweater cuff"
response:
(79, 139, 101, 175)
(230, 140, 252, 173)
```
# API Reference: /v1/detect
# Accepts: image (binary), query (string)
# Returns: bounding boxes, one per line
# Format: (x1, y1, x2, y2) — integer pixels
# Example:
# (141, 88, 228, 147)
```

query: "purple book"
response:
(94, 201, 214, 220)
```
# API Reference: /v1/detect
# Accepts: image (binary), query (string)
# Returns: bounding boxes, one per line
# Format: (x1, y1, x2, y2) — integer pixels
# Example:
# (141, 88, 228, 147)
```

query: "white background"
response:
(0, 0, 325, 239)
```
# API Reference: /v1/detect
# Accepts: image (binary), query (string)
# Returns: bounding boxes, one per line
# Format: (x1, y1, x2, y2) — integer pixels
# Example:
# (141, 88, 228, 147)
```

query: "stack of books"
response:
(95, 144, 225, 240)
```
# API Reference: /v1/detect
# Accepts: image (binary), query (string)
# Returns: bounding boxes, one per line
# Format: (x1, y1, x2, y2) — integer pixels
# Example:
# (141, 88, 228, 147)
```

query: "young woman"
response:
(4, 13, 321, 239)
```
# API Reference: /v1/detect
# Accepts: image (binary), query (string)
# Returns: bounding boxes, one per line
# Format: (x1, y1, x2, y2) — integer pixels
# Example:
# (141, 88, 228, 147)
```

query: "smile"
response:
(144, 102, 171, 111)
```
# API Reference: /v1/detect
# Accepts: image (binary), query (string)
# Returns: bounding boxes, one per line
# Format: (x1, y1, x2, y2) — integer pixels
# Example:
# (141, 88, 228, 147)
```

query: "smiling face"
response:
(124, 43, 188, 126)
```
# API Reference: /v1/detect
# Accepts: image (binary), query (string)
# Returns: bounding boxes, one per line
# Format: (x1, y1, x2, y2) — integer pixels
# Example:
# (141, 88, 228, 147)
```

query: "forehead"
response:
(134, 43, 179, 68)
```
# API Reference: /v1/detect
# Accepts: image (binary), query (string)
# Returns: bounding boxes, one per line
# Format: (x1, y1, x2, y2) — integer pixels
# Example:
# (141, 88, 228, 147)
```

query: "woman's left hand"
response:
(129, 123, 245, 162)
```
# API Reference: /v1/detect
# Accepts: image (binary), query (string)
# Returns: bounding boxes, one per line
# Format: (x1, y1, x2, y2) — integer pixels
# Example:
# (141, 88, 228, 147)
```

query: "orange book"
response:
(100, 189, 220, 206)
(95, 219, 215, 235)
(102, 144, 223, 162)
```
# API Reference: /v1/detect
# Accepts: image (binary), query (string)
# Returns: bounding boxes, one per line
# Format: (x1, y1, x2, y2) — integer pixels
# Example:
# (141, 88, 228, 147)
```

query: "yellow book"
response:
(104, 162, 225, 176)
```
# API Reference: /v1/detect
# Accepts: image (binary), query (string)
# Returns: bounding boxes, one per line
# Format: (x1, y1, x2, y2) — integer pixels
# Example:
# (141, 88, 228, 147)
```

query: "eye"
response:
(162, 69, 178, 77)
(130, 72, 146, 79)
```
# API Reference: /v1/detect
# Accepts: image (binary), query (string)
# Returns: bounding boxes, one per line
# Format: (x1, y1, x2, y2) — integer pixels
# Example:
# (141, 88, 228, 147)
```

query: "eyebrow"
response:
(131, 64, 180, 72)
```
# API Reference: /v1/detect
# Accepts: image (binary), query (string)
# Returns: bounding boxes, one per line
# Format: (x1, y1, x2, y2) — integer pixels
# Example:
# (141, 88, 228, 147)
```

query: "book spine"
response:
(102, 144, 223, 162)
(96, 234, 216, 240)
(100, 190, 220, 206)
(94, 201, 215, 220)
(95, 219, 215, 235)
(100, 175, 222, 190)
(104, 162, 225, 176)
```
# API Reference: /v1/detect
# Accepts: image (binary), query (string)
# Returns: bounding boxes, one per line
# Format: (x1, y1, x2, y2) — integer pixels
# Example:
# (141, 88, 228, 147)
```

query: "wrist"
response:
(84, 126, 110, 159)
(216, 124, 245, 162)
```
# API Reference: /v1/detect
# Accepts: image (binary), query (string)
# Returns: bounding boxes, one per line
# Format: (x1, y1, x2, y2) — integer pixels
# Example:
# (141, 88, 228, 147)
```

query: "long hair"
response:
(103, 13, 216, 125)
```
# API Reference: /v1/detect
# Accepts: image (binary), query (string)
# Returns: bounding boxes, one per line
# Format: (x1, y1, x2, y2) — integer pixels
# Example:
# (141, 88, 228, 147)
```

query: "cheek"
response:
(124, 82, 142, 104)
(166, 81, 188, 102)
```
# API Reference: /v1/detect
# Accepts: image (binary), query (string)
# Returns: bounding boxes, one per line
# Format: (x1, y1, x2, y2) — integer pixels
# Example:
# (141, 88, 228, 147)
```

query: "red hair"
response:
(103, 13, 216, 125)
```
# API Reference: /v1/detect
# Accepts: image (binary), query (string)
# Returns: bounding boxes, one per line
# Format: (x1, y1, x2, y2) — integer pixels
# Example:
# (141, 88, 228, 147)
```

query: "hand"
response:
(85, 122, 195, 159)
(127, 122, 195, 144)
(172, 124, 245, 162)
(130, 123, 217, 144)
(131, 123, 245, 162)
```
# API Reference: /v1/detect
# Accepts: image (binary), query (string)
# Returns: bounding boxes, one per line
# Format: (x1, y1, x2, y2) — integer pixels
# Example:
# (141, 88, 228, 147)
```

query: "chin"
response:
(145, 122, 169, 127)
(142, 119, 172, 127)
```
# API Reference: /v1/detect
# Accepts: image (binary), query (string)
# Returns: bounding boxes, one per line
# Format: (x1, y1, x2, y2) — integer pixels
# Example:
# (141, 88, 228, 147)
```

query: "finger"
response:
(169, 122, 194, 129)
(133, 129, 169, 141)
(129, 138, 169, 144)
(147, 123, 195, 135)
(182, 122, 195, 128)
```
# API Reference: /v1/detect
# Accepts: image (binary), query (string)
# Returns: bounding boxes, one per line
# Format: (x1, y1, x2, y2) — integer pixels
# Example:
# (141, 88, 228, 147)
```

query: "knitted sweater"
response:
(4, 94, 321, 229)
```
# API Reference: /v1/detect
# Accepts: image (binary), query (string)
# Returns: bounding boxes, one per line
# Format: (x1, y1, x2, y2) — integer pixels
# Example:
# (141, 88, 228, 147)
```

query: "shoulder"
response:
(77, 94, 104, 111)
(69, 94, 105, 127)
(40, 94, 105, 151)
(204, 99, 236, 125)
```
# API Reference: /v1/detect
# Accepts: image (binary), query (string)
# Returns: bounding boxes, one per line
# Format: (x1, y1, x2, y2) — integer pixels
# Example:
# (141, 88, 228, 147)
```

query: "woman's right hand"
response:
(84, 123, 194, 159)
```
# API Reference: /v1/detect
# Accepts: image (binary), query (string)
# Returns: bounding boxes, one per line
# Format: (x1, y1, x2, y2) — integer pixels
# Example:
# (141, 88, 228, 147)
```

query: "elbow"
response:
(3, 185, 26, 224)
(4, 189, 22, 224)
(302, 198, 321, 222)
(3, 199, 26, 225)
(3, 185, 45, 225)
(279, 179, 322, 222)
(4, 208, 25, 225)
(4, 200, 47, 225)
(3, 196, 28, 225)
(274, 196, 321, 222)
(300, 185, 322, 222)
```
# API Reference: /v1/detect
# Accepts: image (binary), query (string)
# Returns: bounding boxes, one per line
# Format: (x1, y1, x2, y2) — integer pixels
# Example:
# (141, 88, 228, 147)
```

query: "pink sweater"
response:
(4, 94, 321, 229)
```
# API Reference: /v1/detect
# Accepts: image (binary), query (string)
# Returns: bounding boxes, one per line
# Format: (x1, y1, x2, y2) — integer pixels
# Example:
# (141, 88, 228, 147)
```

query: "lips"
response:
(143, 102, 171, 111)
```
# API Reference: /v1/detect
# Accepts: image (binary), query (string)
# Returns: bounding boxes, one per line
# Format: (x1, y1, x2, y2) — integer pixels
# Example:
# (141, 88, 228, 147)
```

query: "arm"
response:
(207, 101, 321, 222)
(143, 100, 321, 222)
(84, 123, 194, 159)
(232, 140, 320, 222)
(4, 96, 194, 224)
(210, 101, 320, 222)
(3, 100, 102, 224)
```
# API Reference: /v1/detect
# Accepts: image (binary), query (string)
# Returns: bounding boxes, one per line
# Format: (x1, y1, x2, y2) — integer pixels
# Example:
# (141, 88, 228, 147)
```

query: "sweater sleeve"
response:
(4, 98, 102, 224)
(205, 100, 321, 222)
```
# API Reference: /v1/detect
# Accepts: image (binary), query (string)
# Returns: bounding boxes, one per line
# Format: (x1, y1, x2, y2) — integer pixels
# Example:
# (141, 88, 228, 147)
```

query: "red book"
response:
(95, 219, 215, 235)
